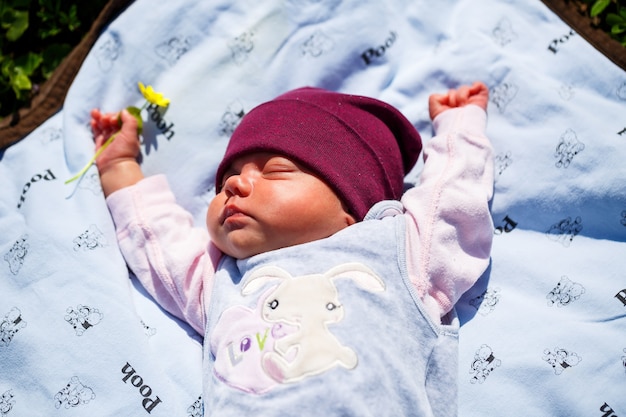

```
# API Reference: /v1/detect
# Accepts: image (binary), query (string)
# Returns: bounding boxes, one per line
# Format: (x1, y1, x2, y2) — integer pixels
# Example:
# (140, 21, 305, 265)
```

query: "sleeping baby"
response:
(91, 82, 494, 416)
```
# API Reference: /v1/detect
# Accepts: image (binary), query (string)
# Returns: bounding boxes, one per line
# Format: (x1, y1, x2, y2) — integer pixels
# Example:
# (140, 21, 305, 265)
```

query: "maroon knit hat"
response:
(215, 87, 422, 220)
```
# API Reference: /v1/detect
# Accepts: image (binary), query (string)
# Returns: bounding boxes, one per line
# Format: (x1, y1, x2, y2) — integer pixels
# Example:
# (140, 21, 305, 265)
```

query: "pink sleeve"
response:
(106, 175, 220, 334)
(402, 104, 494, 321)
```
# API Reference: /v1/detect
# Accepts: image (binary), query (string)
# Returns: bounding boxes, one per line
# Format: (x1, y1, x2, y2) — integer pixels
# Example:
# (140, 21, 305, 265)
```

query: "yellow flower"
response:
(66, 81, 170, 185)
(138, 82, 170, 107)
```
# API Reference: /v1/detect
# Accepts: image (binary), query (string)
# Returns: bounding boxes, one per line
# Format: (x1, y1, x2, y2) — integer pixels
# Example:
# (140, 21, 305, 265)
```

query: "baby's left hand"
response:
(91, 108, 141, 174)
(428, 81, 489, 120)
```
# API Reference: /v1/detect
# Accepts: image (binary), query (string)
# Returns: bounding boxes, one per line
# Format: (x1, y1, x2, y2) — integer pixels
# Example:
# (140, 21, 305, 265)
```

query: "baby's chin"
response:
(212, 238, 271, 260)
(218, 240, 304, 260)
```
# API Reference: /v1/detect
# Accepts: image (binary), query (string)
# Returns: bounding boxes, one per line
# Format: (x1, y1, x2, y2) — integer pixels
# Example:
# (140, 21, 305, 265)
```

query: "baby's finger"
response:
(103, 113, 119, 129)
(90, 118, 99, 134)
(471, 81, 487, 92)
(429, 93, 446, 106)
(448, 89, 457, 108)
(470, 82, 489, 98)
(94, 134, 104, 149)
(457, 86, 470, 103)
(90, 109, 102, 133)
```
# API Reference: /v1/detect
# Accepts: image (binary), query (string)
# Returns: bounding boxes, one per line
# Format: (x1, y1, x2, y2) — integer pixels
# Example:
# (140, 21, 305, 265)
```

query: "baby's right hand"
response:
(428, 81, 489, 120)
(90, 108, 141, 174)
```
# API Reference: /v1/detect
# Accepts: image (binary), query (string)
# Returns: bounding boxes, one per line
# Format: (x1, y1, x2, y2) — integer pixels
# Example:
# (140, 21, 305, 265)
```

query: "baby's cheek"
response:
(206, 200, 221, 235)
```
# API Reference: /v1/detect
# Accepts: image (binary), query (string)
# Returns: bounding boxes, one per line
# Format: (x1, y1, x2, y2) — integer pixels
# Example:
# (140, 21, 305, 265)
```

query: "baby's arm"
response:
(107, 176, 216, 333)
(93, 109, 213, 331)
(403, 82, 494, 321)
(91, 109, 145, 197)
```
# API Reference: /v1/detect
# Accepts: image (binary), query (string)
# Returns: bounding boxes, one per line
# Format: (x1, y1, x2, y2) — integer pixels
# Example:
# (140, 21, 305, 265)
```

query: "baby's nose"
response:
(223, 173, 252, 197)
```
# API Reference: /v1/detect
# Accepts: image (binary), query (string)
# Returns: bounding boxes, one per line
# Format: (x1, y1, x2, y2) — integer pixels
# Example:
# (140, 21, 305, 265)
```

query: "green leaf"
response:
(14, 52, 43, 76)
(590, 0, 611, 17)
(611, 23, 626, 35)
(607, 13, 626, 26)
(62, 5, 80, 31)
(5, 10, 29, 42)
(39, 25, 60, 39)
(10, 67, 31, 99)
(0, 57, 13, 78)
(126, 106, 144, 135)
(12, 69, 30, 90)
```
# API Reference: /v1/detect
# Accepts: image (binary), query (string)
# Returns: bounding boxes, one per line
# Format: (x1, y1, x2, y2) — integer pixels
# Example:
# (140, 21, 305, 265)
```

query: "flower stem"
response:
(64, 131, 119, 184)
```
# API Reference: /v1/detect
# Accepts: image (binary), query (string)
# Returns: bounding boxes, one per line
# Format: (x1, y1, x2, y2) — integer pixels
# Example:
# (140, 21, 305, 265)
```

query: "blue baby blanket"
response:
(1, 0, 624, 415)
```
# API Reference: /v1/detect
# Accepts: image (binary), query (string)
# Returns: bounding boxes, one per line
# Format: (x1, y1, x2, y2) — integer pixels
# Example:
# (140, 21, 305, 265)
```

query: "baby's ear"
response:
(241, 266, 291, 296)
(343, 210, 357, 226)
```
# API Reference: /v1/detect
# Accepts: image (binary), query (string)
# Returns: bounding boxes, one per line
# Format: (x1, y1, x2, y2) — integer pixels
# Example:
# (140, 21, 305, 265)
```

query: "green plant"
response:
(0, 0, 108, 121)
(578, 0, 626, 46)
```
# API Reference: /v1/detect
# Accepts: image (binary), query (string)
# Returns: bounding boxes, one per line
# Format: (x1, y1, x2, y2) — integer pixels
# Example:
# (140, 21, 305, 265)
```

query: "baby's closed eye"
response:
(262, 157, 301, 177)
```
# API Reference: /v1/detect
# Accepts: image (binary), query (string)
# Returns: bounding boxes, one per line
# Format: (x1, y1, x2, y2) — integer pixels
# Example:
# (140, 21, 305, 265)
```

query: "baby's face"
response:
(207, 153, 355, 259)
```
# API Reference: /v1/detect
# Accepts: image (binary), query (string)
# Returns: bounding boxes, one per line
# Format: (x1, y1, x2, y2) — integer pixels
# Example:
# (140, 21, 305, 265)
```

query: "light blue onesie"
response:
(106, 104, 493, 416)
(205, 201, 458, 417)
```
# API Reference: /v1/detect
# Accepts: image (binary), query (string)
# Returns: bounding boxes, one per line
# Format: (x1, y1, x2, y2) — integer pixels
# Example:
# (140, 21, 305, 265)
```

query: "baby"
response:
(92, 82, 493, 416)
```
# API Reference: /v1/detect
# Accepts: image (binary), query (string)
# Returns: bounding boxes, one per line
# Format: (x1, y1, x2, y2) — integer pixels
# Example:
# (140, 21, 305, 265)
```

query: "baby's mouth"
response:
(221, 205, 248, 224)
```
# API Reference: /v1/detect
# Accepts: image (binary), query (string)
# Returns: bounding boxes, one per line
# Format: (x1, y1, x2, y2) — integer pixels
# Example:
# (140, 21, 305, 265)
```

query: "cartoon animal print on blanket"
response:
(77, 171, 103, 195)
(490, 82, 518, 113)
(187, 396, 202, 417)
(155, 36, 195, 65)
(140, 320, 157, 337)
(557, 84, 575, 101)
(4, 235, 29, 275)
(219, 100, 245, 137)
(554, 128, 585, 168)
(546, 216, 583, 247)
(494, 152, 512, 178)
(494, 215, 518, 235)
(0, 390, 15, 416)
(54, 376, 95, 409)
(492, 17, 517, 46)
(95, 32, 121, 72)
(0, 308, 27, 347)
(229, 31, 254, 65)
(546, 276, 585, 307)
(73, 225, 107, 251)
(543, 347, 581, 375)
(616, 81, 626, 100)
(469, 288, 501, 316)
(301, 30, 334, 57)
(469, 344, 501, 384)
(38, 127, 62, 144)
(64, 305, 103, 336)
